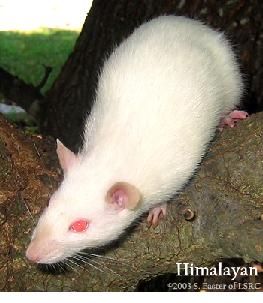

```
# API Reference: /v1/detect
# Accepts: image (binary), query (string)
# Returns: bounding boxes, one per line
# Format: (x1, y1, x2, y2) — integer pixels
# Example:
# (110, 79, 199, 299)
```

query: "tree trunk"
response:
(41, 0, 263, 151)
(0, 112, 262, 291)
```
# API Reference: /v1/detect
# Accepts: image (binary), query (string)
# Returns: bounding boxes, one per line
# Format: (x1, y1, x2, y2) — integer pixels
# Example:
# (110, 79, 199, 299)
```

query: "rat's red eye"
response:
(69, 219, 89, 232)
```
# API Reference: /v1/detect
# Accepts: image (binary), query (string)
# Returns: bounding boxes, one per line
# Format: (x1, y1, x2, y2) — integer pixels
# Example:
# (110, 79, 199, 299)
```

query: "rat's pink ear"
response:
(105, 182, 141, 210)
(56, 139, 78, 173)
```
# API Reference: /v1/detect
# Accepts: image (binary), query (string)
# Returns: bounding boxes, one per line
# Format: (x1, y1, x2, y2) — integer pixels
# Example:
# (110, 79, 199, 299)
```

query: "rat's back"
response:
(83, 16, 242, 209)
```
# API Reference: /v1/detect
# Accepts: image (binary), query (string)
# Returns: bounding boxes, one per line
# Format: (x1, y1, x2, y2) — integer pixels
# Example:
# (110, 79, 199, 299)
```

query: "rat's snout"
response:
(26, 239, 62, 264)
(26, 242, 41, 263)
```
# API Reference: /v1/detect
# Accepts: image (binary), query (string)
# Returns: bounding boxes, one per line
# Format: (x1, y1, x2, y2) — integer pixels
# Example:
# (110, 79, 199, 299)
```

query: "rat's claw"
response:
(219, 110, 249, 131)
(147, 203, 167, 228)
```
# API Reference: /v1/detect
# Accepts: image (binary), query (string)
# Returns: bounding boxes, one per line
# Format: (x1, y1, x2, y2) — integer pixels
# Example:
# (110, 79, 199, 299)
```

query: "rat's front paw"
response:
(219, 110, 249, 131)
(147, 203, 167, 228)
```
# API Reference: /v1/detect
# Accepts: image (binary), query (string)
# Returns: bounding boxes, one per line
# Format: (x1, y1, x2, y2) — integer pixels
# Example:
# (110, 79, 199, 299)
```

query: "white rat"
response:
(26, 16, 248, 264)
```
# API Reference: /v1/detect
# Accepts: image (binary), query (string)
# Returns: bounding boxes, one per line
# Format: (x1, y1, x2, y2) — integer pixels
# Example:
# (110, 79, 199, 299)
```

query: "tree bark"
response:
(41, 0, 263, 151)
(0, 112, 262, 291)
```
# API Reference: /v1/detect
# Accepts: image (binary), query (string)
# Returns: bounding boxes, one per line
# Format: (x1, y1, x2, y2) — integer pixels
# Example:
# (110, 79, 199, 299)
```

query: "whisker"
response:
(76, 253, 122, 278)
(72, 255, 104, 273)
(91, 258, 122, 278)
(90, 253, 119, 261)
(64, 260, 75, 271)
(82, 253, 145, 274)
(79, 251, 123, 263)
(74, 254, 92, 264)
(73, 254, 88, 265)
(92, 253, 129, 263)
(67, 258, 85, 271)
(57, 262, 66, 273)
(88, 253, 131, 268)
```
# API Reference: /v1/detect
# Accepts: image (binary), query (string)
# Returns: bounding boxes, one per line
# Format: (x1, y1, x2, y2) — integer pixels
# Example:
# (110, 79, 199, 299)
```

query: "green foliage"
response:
(0, 28, 79, 93)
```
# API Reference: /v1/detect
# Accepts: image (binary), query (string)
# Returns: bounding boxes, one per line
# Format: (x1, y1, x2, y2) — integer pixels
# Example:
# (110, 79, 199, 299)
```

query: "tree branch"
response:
(36, 65, 52, 90)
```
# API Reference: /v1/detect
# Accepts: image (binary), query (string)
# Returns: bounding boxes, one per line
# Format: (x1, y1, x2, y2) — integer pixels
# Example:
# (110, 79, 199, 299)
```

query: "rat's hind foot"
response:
(147, 203, 167, 228)
(219, 110, 249, 131)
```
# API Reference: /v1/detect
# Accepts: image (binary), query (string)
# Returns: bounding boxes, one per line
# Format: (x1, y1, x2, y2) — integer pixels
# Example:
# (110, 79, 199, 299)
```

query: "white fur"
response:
(28, 16, 243, 263)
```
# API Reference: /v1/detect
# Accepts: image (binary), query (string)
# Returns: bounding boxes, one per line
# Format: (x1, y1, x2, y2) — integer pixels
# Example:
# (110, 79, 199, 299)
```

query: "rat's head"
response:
(26, 140, 141, 264)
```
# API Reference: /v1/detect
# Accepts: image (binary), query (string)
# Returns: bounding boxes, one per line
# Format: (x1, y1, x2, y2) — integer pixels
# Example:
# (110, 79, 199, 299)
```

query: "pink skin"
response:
(147, 203, 167, 227)
(219, 110, 249, 131)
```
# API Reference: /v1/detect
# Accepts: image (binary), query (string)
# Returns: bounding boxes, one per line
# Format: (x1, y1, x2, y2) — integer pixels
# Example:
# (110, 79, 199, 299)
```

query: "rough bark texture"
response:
(0, 112, 262, 291)
(41, 0, 263, 151)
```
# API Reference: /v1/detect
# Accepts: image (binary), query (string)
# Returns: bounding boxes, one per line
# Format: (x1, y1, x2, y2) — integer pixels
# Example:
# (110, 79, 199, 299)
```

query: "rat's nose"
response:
(26, 238, 61, 263)
(26, 243, 41, 263)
